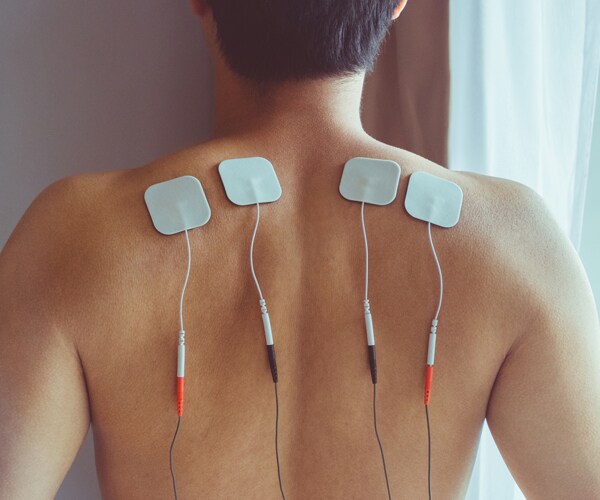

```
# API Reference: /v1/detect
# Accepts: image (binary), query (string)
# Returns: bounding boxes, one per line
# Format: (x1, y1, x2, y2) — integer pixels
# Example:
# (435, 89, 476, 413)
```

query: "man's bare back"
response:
(2, 129, 599, 499)
(2, 2, 600, 496)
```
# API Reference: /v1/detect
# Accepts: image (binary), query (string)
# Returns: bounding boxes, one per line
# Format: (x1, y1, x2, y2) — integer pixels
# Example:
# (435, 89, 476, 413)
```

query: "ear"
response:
(392, 0, 408, 20)
(189, 0, 209, 16)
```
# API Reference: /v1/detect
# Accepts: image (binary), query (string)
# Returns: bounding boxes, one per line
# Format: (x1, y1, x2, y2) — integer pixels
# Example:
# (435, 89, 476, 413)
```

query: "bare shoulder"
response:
(2, 173, 105, 280)
(406, 163, 600, 496)
(1, 170, 124, 284)
(0, 167, 156, 337)
(392, 147, 569, 297)
(448, 169, 589, 329)
(453, 170, 583, 304)
(0, 141, 225, 291)
(390, 146, 590, 342)
(446, 176, 600, 496)
(0, 171, 127, 498)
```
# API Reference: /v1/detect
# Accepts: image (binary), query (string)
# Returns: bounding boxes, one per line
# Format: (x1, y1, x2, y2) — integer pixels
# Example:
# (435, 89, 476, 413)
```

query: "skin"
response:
(1, 1, 600, 499)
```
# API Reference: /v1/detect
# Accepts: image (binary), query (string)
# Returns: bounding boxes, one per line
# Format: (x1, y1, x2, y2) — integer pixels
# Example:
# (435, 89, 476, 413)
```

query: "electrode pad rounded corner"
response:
(144, 175, 211, 235)
(339, 157, 401, 205)
(404, 171, 463, 228)
(218, 156, 282, 206)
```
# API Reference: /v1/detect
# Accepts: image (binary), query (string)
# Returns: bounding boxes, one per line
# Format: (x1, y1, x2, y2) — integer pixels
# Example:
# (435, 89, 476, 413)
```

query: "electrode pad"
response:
(404, 171, 463, 228)
(144, 175, 211, 235)
(339, 157, 401, 205)
(218, 157, 282, 205)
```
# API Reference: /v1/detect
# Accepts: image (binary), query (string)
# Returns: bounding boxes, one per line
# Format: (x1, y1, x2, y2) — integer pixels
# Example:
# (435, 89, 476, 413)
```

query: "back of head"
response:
(205, 0, 398, 82)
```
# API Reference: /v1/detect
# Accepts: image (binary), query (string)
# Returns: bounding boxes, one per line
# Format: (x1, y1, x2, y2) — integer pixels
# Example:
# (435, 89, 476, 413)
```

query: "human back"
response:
(2, 0, 600, 497)
(3, 114, 600, 500)
(47, 132, 525, 498)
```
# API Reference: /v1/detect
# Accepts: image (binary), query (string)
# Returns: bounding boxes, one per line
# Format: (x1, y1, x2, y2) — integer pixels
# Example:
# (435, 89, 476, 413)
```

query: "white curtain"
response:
(449, 0, 600, 498)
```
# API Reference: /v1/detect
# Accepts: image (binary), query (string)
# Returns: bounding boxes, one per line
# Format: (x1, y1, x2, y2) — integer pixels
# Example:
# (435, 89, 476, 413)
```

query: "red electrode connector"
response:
(424, 319, 438, 405)
(424, 365, 434, 405)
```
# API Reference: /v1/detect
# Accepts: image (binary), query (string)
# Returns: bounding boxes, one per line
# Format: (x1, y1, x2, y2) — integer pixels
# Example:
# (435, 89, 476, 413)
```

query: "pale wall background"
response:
(1, 2, 599, 499)
(0, 1, 213, 498)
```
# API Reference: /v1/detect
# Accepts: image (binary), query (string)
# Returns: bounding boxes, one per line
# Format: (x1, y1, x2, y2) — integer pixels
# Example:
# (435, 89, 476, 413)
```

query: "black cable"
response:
(373, 383, 392, 500)
(170, 416, 181, 500)
(274, 382, 286, 499)
(425, 405, 432, 500)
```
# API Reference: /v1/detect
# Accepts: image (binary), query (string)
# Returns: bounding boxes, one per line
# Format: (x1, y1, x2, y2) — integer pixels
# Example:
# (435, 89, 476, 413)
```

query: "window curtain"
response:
(362, 0, 450, 167)
(449, 1, 600, 498)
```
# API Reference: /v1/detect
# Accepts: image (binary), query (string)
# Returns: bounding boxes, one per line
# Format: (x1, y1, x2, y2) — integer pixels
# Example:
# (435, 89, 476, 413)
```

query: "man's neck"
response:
(211, 60, 369, 143)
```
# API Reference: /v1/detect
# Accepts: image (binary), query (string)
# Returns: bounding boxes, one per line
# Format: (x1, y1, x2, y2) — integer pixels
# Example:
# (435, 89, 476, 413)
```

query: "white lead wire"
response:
(361, 202, 375, 346)
(427, 222, 443, 321)
(250, 203, 273, 346)
(180, 229, 192, 333)
(250, 202, 264, 300)
(361, 201, 369, 301)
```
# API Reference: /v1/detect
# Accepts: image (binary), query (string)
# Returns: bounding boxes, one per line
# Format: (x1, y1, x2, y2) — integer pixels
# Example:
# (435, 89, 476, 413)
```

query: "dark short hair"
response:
(205, 0, 398, 82)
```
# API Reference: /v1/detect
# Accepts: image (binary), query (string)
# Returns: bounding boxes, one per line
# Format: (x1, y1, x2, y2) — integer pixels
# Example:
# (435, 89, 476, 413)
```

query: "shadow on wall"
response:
(0, 1, 214, 498)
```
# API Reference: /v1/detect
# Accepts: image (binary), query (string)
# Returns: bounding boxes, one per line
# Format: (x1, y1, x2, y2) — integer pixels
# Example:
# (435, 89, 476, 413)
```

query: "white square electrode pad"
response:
(339, 157, 401, 205)
(218, 157, 282, 205)
(404, 171, 463, 228)
(144, 175, 211, 235)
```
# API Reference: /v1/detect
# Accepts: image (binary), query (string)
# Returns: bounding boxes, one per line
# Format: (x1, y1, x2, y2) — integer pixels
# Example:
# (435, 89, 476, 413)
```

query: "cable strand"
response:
(425, 405, 432, 500)
(373, 384, 392, 500)
(169, 416, 181, 500)
(274, 382, 286, 499)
